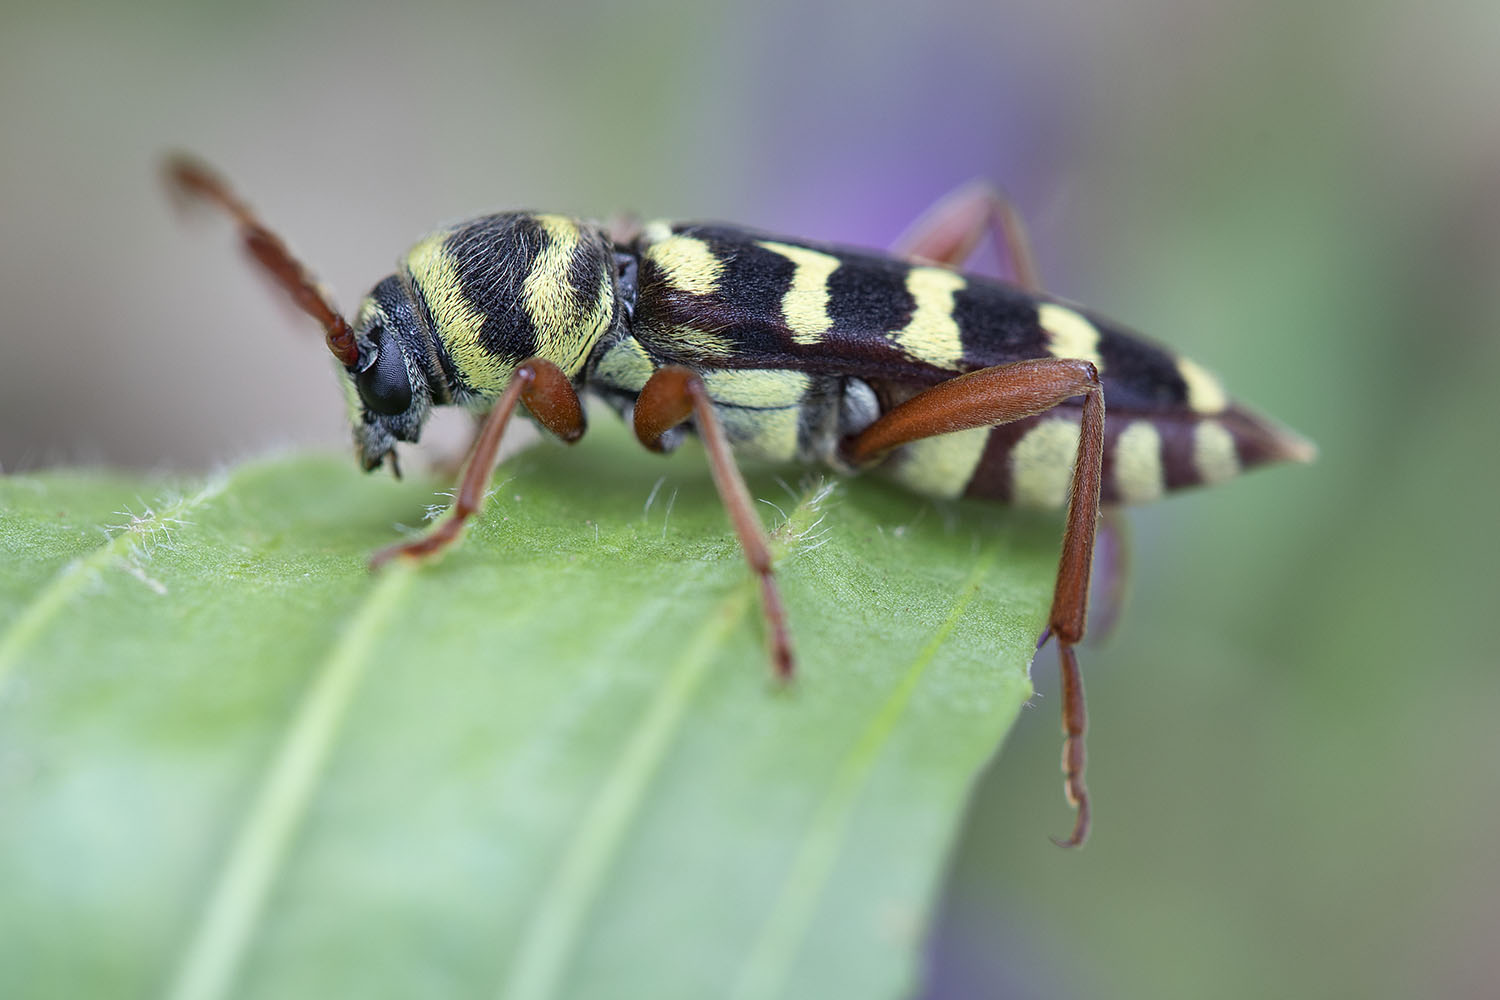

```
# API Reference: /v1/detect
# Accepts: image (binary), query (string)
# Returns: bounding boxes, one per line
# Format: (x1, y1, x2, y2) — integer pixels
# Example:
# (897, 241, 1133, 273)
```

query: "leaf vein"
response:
(730, 551, 997, 1000)
(498, 481, 831, 1000)
(163, 565, 415, 1000)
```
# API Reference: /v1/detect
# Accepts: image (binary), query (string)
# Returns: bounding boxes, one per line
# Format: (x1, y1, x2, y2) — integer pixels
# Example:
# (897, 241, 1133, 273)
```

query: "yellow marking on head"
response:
(346, 296, 385, 419)
(592, 336, 655, 394)
(757, 240, 839, 346)
(1038, 304, 1105, 371)
(699, 368, 811, 409)
(405, 231, 514, 393)
(887, 426, 991, 500)
(1113, 420, 1165, 504)
(338, 351, 364, 423)
(1011, 418, 1081, 509)
(889, 267, 968, 370)
(646, 234, 724, 296)
(1177, 356, 1228, 414)
(1193, 419, 1241, 484)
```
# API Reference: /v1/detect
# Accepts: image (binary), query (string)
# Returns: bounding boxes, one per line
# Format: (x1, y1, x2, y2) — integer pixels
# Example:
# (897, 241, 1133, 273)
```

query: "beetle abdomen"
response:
(629, 221, 1312, 508)
(879, 404, 1313, 507)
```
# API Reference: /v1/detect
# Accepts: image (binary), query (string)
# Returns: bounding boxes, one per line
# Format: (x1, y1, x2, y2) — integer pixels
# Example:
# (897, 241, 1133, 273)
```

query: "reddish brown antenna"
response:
(165, 154, 360, 368)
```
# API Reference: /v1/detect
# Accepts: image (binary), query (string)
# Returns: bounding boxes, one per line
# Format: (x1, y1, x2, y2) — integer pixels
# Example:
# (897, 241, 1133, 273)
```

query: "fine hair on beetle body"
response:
(166, 157, 1315, 847)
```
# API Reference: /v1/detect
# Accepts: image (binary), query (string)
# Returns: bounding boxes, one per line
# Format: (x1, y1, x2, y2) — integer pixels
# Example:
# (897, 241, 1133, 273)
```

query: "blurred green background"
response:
(1, 0, 1495, 997)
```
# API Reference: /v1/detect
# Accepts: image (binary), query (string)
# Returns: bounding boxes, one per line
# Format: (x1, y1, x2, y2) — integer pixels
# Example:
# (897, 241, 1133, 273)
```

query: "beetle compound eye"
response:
(355, 325, 413, 415)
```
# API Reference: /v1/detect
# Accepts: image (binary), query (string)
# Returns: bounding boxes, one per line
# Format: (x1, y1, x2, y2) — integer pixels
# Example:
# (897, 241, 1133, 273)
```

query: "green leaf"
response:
(0, 418, 1058, 1000)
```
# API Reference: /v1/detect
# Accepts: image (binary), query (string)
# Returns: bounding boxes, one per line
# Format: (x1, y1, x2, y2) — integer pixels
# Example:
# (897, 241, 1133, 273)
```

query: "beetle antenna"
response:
(164, 154, 360, 368)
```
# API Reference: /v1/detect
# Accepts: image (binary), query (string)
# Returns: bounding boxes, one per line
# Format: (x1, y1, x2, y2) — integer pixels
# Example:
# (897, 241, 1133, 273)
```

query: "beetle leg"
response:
(893, 179, 1043, 293)
(370, 358, 584, 569)
(633, 366, 795, 680)
(842, 357, 1105, 846)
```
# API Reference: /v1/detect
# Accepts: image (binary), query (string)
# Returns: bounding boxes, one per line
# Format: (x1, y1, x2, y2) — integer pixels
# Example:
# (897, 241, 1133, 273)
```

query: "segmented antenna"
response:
(165, 154, 359, 368)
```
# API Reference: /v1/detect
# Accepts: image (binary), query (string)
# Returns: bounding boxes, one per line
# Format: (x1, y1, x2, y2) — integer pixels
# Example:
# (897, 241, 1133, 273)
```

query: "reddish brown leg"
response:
(370, 358, 584, 569)
(892, 179, 1043, 293)
(634, 367, 794, 680)
(1053, 644, 1090, 846)
(844, 357, 1105, 847)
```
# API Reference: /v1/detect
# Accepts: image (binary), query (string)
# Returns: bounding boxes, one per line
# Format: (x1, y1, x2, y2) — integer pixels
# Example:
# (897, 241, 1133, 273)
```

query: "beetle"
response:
(165, 156, 1314, 846)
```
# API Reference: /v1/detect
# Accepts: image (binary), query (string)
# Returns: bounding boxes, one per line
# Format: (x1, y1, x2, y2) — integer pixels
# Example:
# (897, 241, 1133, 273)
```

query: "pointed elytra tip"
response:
(1276, 425, 1319, 465)
(1227, 404, 1319, 468)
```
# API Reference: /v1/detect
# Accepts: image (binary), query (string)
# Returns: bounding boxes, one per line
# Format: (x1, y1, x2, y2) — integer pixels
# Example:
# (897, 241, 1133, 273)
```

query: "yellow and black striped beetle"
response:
(167, 157, 1314, 846)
